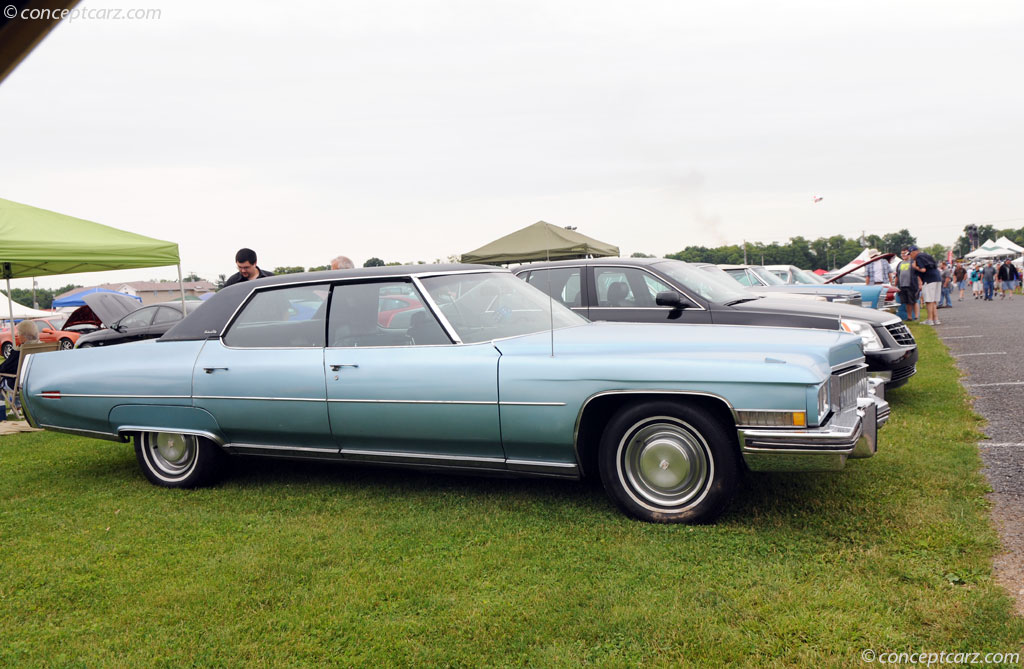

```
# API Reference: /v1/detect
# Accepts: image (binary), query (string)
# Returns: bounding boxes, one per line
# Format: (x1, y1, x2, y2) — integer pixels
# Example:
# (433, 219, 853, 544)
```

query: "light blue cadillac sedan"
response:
(20, 265, 888, 524)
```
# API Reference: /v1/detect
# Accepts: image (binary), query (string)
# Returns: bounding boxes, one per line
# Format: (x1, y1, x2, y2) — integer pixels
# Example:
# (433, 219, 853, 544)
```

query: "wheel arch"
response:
(574, 391, 738, 479)
(108, 405, 227, 447)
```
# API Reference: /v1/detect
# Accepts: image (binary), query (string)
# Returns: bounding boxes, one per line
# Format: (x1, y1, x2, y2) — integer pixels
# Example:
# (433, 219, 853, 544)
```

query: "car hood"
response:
(81, 292, 142, 327)
(748, 286, 850, 299)
(494, 322, 863, 381)
(732, 296, 896, 325)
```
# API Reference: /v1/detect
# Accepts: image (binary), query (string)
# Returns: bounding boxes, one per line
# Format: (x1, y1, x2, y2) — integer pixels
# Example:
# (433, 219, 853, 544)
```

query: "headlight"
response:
(840, 318, 883, 352)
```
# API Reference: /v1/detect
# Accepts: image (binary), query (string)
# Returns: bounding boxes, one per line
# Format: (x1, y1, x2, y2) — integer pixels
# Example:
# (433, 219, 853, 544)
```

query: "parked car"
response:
(515, 258, 917, 389)
(75, 300, 204, 348)
(766, 264, 899, 311)
(1, 316, 68, 357)
(708, 264, 862, 306)
(20, 265, 887, 524)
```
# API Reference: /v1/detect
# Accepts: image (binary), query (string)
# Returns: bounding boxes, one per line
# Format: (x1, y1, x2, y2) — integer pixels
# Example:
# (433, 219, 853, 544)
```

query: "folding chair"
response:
(1, 341, 59, 420)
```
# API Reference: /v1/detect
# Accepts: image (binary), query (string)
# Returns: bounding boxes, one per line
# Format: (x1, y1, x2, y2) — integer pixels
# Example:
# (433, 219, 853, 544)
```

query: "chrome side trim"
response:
(39, 424, 122, 442)
(505, 459, 577, 468)
(831, 357, 866, 372)
(499, 401, 566, 406)
(116, 426, 226, 446)
(226, 442, 336, 454)
(193, 395, 323, 402)
(328, 398, 496, 405)
(340, 449, 506, 465)
(37, 393, 192, 400)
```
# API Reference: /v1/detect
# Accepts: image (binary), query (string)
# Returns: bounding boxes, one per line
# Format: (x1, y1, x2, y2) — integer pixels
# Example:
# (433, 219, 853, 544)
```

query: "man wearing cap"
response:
(909, 245, 941, 325)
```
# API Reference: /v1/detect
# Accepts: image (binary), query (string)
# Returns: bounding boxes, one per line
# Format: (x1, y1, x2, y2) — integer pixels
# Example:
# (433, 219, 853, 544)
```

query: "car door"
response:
(587, 265, 712, 324)
(192, 282, 334, 451)
(324, 278, 504, 467)
(520, 266, 587, 319)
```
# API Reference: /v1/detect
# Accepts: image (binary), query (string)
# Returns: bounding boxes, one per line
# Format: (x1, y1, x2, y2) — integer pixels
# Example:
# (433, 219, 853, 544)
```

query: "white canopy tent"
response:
(0, 292, 55, 319)
(995, 236, 1024, 254)
(965, 239, 1011, 259)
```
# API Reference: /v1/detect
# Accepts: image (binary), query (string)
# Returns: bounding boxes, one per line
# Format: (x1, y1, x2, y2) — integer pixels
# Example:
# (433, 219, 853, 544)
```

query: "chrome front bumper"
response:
(738, 395, 889, 472)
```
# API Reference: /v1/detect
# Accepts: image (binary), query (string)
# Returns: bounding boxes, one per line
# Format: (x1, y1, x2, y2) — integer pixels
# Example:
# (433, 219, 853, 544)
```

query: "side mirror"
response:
(655, 291, 693, 309)
(41, 328, 54, 334)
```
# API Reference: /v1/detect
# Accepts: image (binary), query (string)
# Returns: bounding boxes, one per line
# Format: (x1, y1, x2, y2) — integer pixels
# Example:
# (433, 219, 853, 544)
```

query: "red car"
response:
(378, 294, 423, 327)
(1, 316, 71, 357)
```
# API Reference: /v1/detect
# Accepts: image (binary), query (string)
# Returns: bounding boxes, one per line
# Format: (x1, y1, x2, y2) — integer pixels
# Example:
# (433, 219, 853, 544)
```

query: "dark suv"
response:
(514, 258, 917, 389)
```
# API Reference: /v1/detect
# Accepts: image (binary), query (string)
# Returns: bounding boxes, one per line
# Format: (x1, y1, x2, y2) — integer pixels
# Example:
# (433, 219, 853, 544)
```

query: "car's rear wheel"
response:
(134, 431, 226, 488)
(598, 401, 738, 524)
(1, 342, 11, 359)
(58, 338, 74, 350)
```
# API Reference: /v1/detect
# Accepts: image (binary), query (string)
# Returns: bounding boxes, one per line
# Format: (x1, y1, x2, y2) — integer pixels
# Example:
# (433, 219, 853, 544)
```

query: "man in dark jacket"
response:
(997, 258, 1019, 299)
(224, 248, 274, 288)
(910, 245, 942, 325)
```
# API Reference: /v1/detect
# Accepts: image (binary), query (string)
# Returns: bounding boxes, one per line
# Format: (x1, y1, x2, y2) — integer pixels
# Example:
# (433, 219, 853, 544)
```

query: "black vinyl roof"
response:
(160, 263, 496, 341)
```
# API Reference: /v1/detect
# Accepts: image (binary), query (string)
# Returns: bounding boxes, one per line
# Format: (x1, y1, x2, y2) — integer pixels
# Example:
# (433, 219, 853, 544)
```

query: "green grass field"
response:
(2, 326, 1022, 666)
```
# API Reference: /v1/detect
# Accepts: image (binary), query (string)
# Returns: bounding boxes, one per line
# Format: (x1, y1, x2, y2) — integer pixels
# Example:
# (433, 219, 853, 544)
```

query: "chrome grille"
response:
(885, 322, 915, 346)
(830, 365, 869, 412)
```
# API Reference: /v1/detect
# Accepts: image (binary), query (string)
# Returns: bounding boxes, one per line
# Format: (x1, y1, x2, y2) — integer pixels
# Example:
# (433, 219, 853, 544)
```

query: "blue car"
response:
(21, 265, 887, 524)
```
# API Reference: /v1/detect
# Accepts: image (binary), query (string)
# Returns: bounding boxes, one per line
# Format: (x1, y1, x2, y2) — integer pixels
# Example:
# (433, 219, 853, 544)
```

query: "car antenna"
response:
(546, 241, 554, 357)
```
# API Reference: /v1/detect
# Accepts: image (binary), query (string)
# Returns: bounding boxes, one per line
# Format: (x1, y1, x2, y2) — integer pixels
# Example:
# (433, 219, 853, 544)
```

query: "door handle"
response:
(329, 364, 359, 371)
(203, 367, 229, 374)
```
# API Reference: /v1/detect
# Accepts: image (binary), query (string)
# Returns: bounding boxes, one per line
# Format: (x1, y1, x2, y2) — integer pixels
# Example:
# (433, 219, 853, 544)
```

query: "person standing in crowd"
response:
(997, 258, 1019, 299)
(895, 249, 919, 322)
(910, 245, 941, 325)
(953, 261, 967, 301)
(982, 260, 997, 301)
(330, 256, 355, 270)
(938, 261, 953, 308)
(864, 250, 887, 285)
(224, 248, 274, 288)
(970, 263, 983, 299)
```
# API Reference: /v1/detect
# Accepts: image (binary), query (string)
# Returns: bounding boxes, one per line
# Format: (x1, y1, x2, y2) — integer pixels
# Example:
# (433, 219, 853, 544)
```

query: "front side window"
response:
(654, 261, 753, 303)
(329, 280, 448, 347)
(420, 272, 584, 344)
(223, 284, 329, 348)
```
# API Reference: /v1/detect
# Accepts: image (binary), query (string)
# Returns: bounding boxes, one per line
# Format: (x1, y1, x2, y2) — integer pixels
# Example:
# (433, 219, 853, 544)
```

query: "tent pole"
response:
(6, 278, 14, 353)
(177, 264, 186, 312)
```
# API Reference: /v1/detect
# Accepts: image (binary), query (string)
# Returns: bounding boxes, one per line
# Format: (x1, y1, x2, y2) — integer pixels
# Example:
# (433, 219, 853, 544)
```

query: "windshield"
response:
(750, 266, 786, 285)
(655, 261, 754, 303)
(792, 267, 824, 284)
(420, 272, 586, 343)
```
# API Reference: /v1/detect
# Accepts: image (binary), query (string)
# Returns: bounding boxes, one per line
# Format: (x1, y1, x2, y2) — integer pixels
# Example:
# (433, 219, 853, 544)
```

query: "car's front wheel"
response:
(1, 341, 11, 359)
(58, 338, 74, 350)
(598, 401, 738, 524)
(134, 431, 226, 488)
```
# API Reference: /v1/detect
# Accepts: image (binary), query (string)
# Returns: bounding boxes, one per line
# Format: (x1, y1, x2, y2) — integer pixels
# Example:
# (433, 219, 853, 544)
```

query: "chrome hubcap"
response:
(148, 432, 197, 475)
(622, 420, 711, 508)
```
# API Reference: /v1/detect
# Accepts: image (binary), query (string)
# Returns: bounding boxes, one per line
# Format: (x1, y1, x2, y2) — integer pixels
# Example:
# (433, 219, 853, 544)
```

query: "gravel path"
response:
(931, 288, 1024, 614)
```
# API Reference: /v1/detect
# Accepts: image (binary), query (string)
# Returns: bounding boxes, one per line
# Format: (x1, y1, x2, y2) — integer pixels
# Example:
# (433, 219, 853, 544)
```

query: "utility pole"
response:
(743, 240, 747, 265)
(32, 279, 38, 309)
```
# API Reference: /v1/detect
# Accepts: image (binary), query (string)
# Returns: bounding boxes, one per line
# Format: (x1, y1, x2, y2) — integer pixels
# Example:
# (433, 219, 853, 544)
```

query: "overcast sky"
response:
(2, 0, 1023, 290)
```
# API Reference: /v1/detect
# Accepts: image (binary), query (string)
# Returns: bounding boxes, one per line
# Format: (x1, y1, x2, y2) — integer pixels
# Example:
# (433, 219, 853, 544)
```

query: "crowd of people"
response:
(889, 246, 1020, 325)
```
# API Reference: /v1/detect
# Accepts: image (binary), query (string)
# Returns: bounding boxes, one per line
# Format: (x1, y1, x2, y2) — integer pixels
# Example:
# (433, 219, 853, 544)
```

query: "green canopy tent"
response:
(0, 197, 183, 332)
(460, 220, 619, 265)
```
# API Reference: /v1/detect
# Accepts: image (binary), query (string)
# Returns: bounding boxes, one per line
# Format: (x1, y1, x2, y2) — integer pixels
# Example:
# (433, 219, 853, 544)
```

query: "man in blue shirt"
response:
(909, 245, 942, 325)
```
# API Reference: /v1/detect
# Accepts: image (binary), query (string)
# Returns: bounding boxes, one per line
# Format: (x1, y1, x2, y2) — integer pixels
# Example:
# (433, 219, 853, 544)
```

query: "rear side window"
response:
(525, 268, 583, 307)
(152, 306, 181, 325)
(223, 284, 329, 348)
